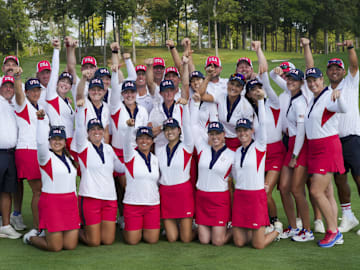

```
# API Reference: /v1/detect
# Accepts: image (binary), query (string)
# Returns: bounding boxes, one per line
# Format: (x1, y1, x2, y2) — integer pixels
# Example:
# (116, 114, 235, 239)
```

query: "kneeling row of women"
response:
(23, 78, 281, 251)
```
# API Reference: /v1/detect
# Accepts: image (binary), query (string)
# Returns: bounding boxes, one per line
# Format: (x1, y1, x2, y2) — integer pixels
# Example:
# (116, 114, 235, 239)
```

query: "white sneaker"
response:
(10, 213, 27, 231)
(291, 229, 315, 242)
(273, 221, 283, 241)
(296, 218, 303, 230)
(192, 219, 198, 230)
(265, 224, 274, 234)
(227, 221, 232, 229)
(357, 229, 360, 236)
(0, 225, 22, 239)
(38, 229, 46, 237)
(280, 226, 300, 239)
(23, 229, 39, 244)
(314, 219, 325, 233)
(339, 215, 359, 233)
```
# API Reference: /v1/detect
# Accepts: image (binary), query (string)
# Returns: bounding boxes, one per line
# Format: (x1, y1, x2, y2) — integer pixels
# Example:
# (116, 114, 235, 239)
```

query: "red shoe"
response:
(318, 229, 343, 248)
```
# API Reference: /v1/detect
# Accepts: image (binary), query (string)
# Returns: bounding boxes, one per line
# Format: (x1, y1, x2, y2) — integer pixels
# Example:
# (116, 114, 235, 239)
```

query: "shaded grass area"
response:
(1, 178, 359, 270)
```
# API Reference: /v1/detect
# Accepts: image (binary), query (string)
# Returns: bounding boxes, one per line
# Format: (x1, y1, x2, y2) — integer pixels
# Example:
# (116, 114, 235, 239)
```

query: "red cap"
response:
(3, 56, 19, 66)
(2, 76, 15, 85)
(205, 56, 221, 67)
(279, 61, 295, 73)
(81, 56, 97, 67)
(37, 60, 51, 73)
(153, 57, 165, 67)
(327, 58, 345, 70)
(136, 65, 147, 72)
(165, 67, 180, 77)
(237, 57, 253, 68)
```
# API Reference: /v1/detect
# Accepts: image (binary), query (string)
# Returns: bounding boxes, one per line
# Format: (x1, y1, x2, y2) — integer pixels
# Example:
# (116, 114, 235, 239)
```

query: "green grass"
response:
(1, 47, 360, 269)
(1, 178, 359, 270)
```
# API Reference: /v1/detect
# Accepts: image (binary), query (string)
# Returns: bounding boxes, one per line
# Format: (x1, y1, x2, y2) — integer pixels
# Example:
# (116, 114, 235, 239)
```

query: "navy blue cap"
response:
(246, 79, 263, 92)
(235, 118, 253, 130)
(160, 80, 175, 92)
(121, 80, 137, 92)
(89, 77, 104, 90)
(286, 68, 304, 81)
(58, 72, 73, 84)
(25, 78, 41, 90)
(305, 67, 323, 79)
(49, 126, 66, 139)
(87, 118, 103, 130)
(163, 118, 180, 130)
(190, 71, 205, 80)
(136, 126, 154, 138)
(94, 68, 111, 78)
(207, 121, 224, 133)
(229, 73, 246, 86)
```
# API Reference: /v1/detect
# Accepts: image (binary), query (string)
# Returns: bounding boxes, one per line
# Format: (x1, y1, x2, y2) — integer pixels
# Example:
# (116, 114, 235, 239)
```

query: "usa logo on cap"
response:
(237, 57, 253, 68)
(153, 57, 165, 67)
(206, 56, 221, 67)
(37, 60, 51, 73)
(81, 56, 97, 67)
(136, 65, 147, 72)
(3, 55, 19, 66)
(165, 67, 180, 77)
(2, 76, 15, 84)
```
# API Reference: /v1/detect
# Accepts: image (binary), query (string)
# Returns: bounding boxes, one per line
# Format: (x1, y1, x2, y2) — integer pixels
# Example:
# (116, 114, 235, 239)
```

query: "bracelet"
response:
(14, 74, 21, 79)
(292, 154, 298, 159)
(347, 45, 354, 50)
(112, 50, 118, 54)
(169, 46, 175, 50)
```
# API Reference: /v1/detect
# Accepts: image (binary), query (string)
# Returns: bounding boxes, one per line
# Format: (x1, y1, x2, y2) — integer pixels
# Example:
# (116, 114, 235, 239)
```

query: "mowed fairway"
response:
(1, 48, 359, 270)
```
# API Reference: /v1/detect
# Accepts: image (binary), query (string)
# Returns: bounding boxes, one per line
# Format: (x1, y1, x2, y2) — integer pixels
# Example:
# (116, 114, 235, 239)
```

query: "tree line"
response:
(1, 0, 360, 57)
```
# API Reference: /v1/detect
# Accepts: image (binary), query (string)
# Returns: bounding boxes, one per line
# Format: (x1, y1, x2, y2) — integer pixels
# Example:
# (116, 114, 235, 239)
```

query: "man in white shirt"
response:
(0, 76, 22, 239)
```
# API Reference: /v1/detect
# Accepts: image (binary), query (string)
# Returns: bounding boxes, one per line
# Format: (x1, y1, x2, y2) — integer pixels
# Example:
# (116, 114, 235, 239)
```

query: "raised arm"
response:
(198, 66, 215, 102)
(13, 67, 24, 106)
(181, 56, 190, 100)
(46, 39, 61, 100)
(74, 99, 88, 152)
(166, 40, 182, 73)
(76, 70, 92, 103)
(144, 58, 157, 96)
(300, 38, 314, 69)
(123, 53, 137, 81)
(181, 104, 194, 150)
(182, 38, 195, 73)
(252, 41, 268, 74)
(123, 119, 136, 163)
(65, 36, 78, 84)
(36, 110, 51, 165)
(254, 91, 266, 147)
(259, 72, 279, 108)
(110, 65, 121, 110)
(269, 68, 288, 92)
(110, 42, 124, 83)
(338, 40, 359, 77)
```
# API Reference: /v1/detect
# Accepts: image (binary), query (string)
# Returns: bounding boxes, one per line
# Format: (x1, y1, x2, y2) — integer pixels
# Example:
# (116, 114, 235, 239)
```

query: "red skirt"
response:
(195, 190, 230, 227)
(307, 135, 345, 175)
(113, 147, 125, 177)
(15, 149, 41, 180)
(160, 181, 194, 219)
(265, 141, 286, 172)
(283, 136, 307, 168)
(38, 192, 80, 233)
(232, 189, 269, 229)
(225, 137, 241, 152)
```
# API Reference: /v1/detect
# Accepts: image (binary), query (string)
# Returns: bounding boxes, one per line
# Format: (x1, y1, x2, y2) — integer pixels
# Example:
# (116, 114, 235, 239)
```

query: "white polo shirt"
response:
(328, 70, 360, 138)
(15, 98, 43, 150)
(37, 118, 77, 194)
(0, 95, 17, 148)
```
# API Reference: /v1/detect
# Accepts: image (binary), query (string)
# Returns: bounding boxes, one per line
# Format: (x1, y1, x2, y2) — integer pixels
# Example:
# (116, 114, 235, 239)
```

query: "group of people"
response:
(0, 35, 359, 251)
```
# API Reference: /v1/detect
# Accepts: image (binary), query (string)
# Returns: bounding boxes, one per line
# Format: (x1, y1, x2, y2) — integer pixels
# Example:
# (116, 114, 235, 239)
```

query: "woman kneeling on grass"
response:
(231, 83, 282, 249)
(75, 97, 125, 247)
(122, 124, 161, 245)
(23, 110, 79, 251)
